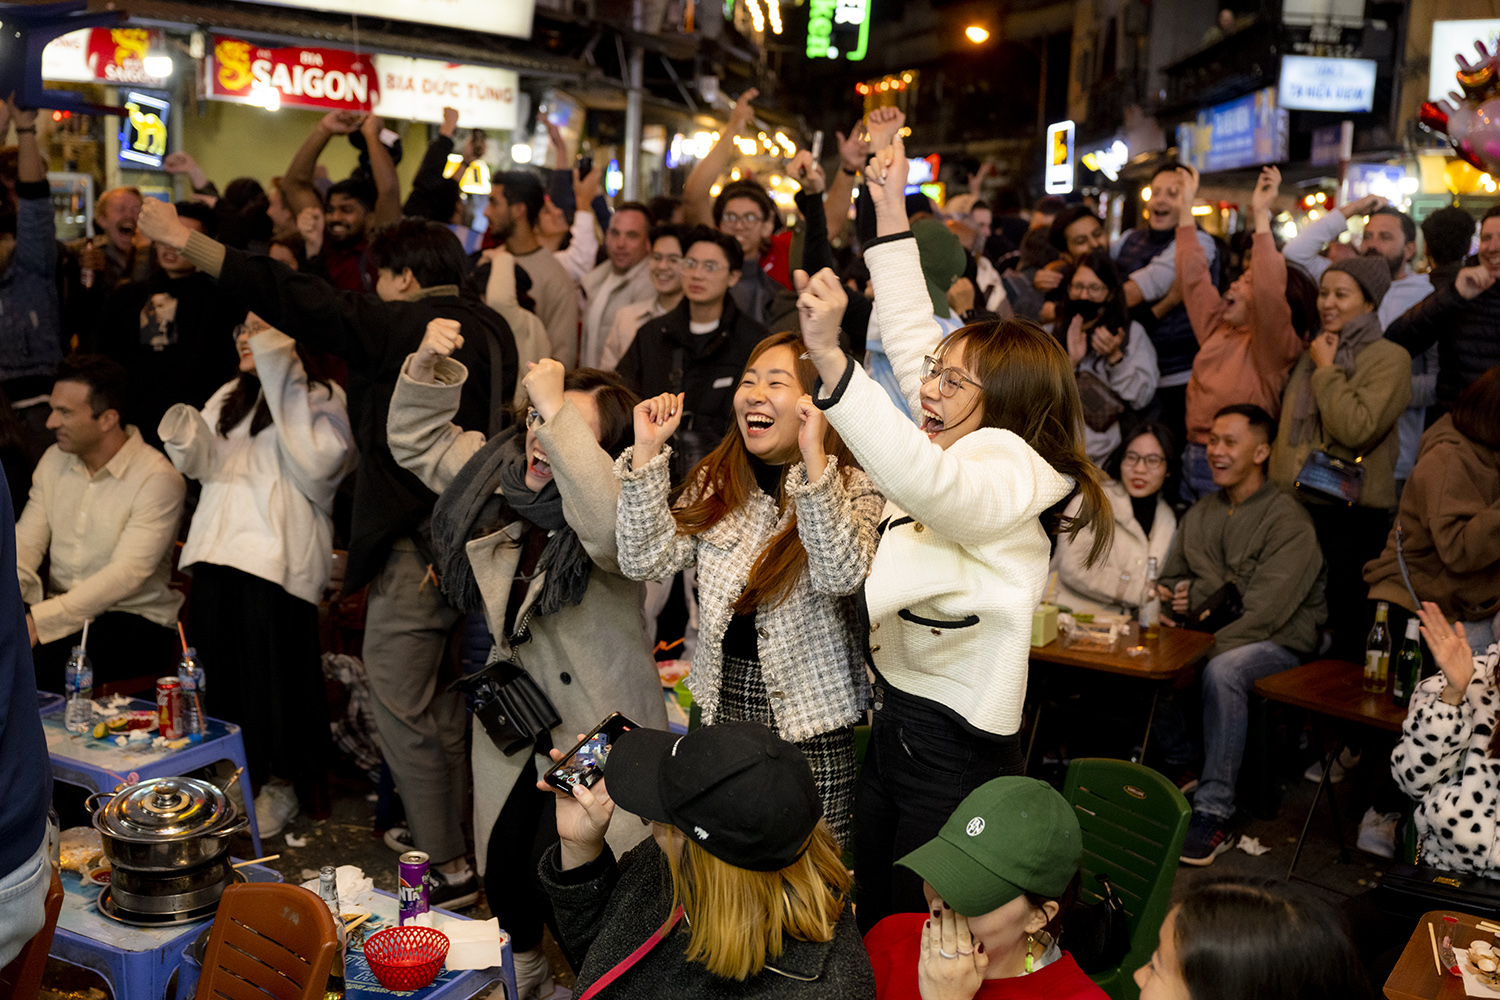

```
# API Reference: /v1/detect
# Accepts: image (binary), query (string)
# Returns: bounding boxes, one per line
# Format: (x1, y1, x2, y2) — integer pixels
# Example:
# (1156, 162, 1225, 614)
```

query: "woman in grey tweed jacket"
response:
(615, 331, 884, 846)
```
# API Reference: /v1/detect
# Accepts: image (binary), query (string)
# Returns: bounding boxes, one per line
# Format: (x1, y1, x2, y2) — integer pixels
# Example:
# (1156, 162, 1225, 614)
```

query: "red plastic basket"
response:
(362, 925, 450, 990)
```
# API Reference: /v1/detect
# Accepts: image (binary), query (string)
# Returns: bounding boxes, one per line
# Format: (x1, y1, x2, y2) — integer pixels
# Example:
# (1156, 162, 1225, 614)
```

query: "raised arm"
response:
(613, 394, 697, 580)
(10, 99, 55, 282)
(254, 328, 356, 508)
(387, 321, 488, 494)
(822, 120, 868, 243)
(157, 400, 219, 482)
(283, 111, 363, 216)
(1386, 271, 1492, 358)
(683, 89, 758, 226)
(361, 114, 402, 230)
(788, 152, 833, 274)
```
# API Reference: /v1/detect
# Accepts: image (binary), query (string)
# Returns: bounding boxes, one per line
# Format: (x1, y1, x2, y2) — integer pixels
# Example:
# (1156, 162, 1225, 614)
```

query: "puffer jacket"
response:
(1387, 280, 1500, 411)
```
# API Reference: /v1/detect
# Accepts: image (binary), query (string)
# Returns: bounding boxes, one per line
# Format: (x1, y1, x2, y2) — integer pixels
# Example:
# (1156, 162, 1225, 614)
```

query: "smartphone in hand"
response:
(543, 712, 640, 794)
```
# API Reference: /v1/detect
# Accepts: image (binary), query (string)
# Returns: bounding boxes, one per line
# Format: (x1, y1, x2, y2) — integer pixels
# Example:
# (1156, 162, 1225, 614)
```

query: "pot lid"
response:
(96, 777, 232, 840)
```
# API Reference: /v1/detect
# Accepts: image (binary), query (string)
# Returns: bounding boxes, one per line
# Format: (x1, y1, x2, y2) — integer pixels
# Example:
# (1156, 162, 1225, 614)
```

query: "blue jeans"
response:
(1194, 640, 1302, 821)
(1465, 618, 1496, 658)
(0, 833, 50, 968)
(1179, 442, 1216, 504)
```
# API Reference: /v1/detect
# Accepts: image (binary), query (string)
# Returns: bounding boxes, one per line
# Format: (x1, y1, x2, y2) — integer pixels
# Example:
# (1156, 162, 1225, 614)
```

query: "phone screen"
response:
(544, 713, 639, 793)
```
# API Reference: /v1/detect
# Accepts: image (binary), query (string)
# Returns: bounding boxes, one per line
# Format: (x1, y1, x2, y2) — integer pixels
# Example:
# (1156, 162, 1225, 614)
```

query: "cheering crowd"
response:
(2, 84, 1499, 1000)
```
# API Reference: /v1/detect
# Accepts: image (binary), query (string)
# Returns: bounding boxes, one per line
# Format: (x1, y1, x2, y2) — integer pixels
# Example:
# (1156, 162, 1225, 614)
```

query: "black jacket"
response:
(616, 295, 768, 446)
(211, 247, 517, 592)
(1385, 277, 1500, 411)
(540, 840, 875, 1000)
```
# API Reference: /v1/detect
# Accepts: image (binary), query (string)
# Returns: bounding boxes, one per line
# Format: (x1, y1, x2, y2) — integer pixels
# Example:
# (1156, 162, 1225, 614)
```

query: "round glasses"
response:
(919, 356, 983, 397)
(1121, 452, 1166, 470)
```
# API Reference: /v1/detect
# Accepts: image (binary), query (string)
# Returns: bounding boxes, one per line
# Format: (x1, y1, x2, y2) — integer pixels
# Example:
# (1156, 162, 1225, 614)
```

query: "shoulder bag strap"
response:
(576, 905, 684, 1000)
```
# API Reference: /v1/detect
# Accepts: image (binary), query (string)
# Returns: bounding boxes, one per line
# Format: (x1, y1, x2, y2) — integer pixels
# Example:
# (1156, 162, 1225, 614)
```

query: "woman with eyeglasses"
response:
(387, 329, 669, 997)
(794, 141, 1113, 930)
(158, 311, 355, 834)
(1050, 423, 1179, 617)
(615, 330, 884, 847)
(1054, 249, 1158, 466)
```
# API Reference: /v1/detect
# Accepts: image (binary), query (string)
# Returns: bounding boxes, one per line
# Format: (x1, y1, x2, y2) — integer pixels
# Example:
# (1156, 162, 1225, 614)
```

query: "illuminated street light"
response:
(965, 25, 990, 43)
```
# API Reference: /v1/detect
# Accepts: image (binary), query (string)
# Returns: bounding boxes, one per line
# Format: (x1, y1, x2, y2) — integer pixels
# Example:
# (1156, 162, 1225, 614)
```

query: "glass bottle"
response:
(1393, 617, 1423, 708)
(317, 865, 347, 998)
(1139, 557, 1161, 640)
(1364, 602, 1391, 694)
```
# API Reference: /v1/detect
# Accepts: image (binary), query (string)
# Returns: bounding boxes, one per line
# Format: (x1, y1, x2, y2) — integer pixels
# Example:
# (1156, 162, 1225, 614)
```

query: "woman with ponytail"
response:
(615, 330, 884, 847)
(794, 140, 1113, 931)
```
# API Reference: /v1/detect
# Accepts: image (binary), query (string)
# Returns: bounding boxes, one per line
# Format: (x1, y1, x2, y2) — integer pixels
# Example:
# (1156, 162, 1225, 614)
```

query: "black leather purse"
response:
(452, 654, 561, 756)
(1067, 874, 1133, 973)
(1376, 863, 1500, 922)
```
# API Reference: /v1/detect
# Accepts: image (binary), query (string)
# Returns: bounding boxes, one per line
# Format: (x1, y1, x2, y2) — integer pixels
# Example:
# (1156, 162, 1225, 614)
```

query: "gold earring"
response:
(1025, 933, 1035, 973)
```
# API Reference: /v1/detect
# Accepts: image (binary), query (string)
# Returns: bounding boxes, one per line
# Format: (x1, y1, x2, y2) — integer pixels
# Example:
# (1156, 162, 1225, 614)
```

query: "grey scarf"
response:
(1289, 311, 1384, 448)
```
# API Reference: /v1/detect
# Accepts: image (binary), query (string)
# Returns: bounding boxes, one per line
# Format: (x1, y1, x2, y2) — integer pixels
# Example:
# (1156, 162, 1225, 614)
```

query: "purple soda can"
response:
(398, 851, 430, 925)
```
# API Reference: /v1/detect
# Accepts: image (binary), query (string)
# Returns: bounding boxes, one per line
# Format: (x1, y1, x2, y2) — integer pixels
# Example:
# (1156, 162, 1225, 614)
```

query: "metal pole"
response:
(624, 44, 645, 200)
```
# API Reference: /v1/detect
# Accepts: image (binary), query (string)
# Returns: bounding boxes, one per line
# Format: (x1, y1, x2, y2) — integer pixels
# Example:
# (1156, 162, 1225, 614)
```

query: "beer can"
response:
(156, 677, 182, 739)
(398, 851, 430, 926)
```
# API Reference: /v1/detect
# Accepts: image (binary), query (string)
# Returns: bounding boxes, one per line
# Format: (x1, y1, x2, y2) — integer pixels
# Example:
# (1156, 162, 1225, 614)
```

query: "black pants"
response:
(188, 563, 331, 806)
(853, 684, 1023, 933)
(33, 610, 177, 694)
(484, 755, 567, 957)
(1306, 504, 1392, 662)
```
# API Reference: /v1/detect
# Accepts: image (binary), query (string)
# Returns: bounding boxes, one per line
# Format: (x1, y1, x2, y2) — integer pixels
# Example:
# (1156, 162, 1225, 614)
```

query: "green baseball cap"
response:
(896, 777, 1081, 917)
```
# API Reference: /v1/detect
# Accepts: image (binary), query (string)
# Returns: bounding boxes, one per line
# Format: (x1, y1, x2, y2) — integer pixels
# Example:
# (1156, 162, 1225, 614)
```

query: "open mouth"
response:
(743, 412, 775, 436)
(920, 407, 945, 439)
(528, 449, 552, 480)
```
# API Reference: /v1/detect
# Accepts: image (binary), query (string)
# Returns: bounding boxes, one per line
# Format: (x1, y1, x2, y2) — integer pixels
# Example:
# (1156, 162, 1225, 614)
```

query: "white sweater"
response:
(159, 329, 356, 604)
(818, 234, 1074, 736)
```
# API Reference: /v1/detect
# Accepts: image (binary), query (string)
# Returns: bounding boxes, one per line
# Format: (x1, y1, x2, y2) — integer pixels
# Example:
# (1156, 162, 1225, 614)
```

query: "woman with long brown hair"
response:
(794, 140, 1113, 931)
(615, 330, 884, 846)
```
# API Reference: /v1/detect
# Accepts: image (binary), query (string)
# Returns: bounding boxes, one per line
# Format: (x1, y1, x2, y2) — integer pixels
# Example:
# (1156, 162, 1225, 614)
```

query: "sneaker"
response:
(254, 779, 299, 840)
(383, 825, 415, 853)
(1302, 747, 1361, 784)
(1356, 807, 1399, 859)
(1180, 812, 1232, 866)
(1172, 769, 1200, 796)
(428, 866, 480, 910)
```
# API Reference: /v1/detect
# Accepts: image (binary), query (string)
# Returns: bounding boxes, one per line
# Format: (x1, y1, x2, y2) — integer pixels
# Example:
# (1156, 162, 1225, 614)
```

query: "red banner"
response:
(209, 37, 378, 112)
(42, 28, 169, 86)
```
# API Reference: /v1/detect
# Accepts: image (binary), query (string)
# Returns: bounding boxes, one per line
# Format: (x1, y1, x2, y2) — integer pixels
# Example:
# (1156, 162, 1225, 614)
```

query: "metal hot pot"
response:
(88, 776, 249, 915)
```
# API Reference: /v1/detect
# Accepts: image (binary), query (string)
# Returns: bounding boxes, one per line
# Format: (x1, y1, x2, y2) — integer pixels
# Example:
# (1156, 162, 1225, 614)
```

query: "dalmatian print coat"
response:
(1392, 642, 1500, 873)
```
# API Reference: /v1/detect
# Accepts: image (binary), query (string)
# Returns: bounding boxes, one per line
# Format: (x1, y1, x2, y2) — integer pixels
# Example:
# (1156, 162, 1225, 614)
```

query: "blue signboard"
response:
(1176, 86, 1289, 174)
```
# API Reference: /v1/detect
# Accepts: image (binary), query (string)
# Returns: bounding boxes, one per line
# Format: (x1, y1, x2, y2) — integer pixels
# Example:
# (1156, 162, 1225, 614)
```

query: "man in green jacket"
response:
(1159, 403, 1327, 866)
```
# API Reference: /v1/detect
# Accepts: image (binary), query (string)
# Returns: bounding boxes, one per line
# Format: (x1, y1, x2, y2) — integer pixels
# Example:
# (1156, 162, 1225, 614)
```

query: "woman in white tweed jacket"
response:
(615, 330, 884, 845)
(795, 141, 1113, 930)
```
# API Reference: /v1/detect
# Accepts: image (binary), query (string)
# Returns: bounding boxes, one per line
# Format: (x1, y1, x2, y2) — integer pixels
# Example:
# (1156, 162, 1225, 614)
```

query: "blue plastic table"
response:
(41, 694, 263, 858)
(50, 861, 281, 1000)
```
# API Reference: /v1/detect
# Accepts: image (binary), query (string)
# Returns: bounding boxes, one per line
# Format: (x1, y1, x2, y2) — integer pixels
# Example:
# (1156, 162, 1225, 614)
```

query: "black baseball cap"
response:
(604, 722, 822, 872)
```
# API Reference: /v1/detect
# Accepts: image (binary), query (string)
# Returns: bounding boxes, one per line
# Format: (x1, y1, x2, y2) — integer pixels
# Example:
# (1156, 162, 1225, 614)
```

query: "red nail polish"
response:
(977, 943, 985, 954)
(932, 909, 941, 918)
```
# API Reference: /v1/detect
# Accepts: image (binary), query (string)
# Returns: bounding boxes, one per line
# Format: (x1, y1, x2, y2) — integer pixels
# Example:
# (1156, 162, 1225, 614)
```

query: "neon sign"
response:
(806, 0, 870, 61)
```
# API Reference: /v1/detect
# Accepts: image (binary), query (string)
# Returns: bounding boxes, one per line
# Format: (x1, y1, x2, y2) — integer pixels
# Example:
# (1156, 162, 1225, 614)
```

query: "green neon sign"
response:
(806, 0, 870, 61)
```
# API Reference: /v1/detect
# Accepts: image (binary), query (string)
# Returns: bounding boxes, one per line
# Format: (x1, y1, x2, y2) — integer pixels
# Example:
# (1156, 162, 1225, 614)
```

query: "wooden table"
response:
(1385, 909, 1497, 1000)
(1026, 628, 1216, 769)
(1255, 660, 1409, 880)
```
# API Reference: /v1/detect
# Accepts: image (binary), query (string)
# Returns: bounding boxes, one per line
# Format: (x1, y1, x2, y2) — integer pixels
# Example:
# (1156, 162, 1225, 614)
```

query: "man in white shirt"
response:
(17, 355, 185, 691)
(578, 203, 653, 368)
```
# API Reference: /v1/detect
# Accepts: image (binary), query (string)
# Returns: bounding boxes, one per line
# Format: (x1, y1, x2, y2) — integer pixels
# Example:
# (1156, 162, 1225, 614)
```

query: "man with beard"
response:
(1286, 196, 1433, 485)
(280, 111, 401, 293)
(86, 202, 243, 448)
(486, 171, 579, 366)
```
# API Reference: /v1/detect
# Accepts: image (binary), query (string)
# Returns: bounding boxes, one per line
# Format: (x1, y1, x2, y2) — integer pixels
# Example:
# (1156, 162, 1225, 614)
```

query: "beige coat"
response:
(386, 356, 667, 873)
(1049, 480, 1177, 616)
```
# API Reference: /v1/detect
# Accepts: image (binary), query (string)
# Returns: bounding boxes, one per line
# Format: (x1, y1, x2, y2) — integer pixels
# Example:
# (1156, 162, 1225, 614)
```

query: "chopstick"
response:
(1430, 922, 1442, 977)
(344, 912, 372, 933)
(231, 854, 281, 868)
(1480, 921, 1500, 934)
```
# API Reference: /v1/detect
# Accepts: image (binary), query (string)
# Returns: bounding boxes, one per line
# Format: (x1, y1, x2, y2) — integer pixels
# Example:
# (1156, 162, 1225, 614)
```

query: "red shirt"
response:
(864, 914, 1109, 1000)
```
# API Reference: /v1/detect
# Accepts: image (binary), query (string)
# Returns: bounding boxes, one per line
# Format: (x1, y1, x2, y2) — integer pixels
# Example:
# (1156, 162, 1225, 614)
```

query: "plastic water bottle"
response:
(177, 647, 206, 740)
(64, 646, 94, 733)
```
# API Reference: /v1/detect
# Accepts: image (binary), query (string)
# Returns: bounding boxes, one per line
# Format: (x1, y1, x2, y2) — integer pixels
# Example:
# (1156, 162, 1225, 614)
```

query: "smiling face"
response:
(1147, 170, 1183, 231)
(1135, 908, 1192, 1000)
(719, 195, 773, 257)
(1480, 217, 1500, 275)
(1316, 270, 1373, 335)
(525, 390, 604, 491)
(325, 193, 368, 247)
(1222, 268, 1254, 327)
(1359, 213, 1412, 277)
(99, 190, 144, 254)
(1120, 431, 1168, 498)
(46, 379, 111, 456)
(1205, 412, 1269, 491)
(648, 235, 684, 296)
(235, 312, 273, 374)
(918, 337, 986, 450)
(1062, 216, 1108, 261)
(734, 344, 805, 464)
(606, 208, 651, 273)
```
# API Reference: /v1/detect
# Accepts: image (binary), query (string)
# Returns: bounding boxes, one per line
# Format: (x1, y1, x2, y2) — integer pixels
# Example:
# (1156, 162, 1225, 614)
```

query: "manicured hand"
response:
(631, 393, 685, 468)
(793, 267, 848, 359)
(1309, 331, 1339, 368)
(319, 110, 365, 134)
(1065, 315, 1088, 364)
(796, 395, 828, 479)
(867, 106, 906, 149)
(787, 150, 826, 194)
(1249, 165, 1280, 217)
(730, 88, 760, 133)
(916, 901, 987, 1000)
(411, 318, 463, 383)
(1456, 264, 1497, 300)
(1091, 326, 1125, 364)
(946, 276, 976, 315)
(523, 359, 567, 422)
(297, 206, 324, 257)
(1339, 193, 1387, 219)
(1418, 601, 1474, 704)
(836, 120, 869, 173)
(138, 198, 191, 249)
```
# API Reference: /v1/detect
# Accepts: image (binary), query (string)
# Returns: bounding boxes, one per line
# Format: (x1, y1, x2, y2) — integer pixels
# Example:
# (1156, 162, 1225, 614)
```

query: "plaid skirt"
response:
(718, 653, 857, 848)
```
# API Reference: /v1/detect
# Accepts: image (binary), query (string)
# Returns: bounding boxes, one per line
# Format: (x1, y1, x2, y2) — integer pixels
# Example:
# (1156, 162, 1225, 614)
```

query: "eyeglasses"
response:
(1122, 452, 1166, 470)
(525, 408, 544, 429)
(681, 258, 724, 273)
(721, 212, 763, 227)
(650, 252, 682, 266)
(919, 356, 983, 397)
(1069, 283, 1108, 297)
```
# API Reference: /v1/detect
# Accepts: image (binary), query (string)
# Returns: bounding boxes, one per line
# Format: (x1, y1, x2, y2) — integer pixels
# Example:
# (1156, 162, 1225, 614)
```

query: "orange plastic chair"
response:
(194, 883, 339, 1000)
(0, 864, 64, 1000)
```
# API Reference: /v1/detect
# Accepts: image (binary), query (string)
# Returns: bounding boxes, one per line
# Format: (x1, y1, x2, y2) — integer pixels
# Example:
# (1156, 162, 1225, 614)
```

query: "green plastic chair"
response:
(1063, 758, 1191, 1000)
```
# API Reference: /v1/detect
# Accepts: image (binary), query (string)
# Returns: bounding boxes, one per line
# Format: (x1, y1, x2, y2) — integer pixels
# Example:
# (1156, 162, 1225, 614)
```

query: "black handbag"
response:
(1066, 873, 1133, 973)
(452, 654, 561, 756)
(1182, 582, 1244, 635)
(1075, 370, 1126, 433)
(1376, 863, 1500, 922)
(1295, 450, 1364, 506)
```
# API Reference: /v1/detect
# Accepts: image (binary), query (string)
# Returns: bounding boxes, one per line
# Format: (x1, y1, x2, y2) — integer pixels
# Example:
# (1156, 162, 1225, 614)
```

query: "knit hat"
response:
(1326, 255, 1392, 308)
(896, 777, 1081, 917)
(911, 218, 968, 319)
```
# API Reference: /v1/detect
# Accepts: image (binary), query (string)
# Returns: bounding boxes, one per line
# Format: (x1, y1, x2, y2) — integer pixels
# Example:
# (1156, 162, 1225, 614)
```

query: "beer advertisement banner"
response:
(209, 37, 378, 113)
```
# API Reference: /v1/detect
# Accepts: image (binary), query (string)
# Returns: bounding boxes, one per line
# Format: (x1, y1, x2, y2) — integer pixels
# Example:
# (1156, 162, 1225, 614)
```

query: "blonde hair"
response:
(662, 820, 850, 981)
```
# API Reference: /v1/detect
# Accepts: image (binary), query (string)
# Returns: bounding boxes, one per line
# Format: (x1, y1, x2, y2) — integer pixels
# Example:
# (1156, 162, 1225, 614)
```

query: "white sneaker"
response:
(1356, 807, 1399, 858)
(254, 779, 299, 839)
(383, 825, 414, 853)
(1302, 747, 1361, 784)
(511, 946, 553, 1000)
